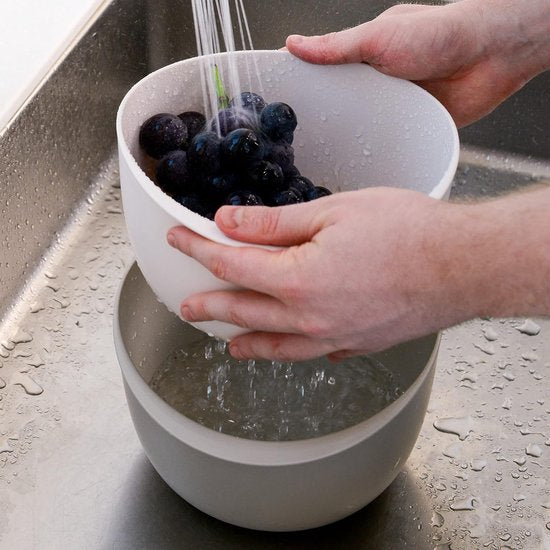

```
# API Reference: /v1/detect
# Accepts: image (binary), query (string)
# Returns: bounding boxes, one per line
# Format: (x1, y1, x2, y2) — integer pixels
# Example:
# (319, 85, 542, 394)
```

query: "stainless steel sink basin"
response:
(1, 1, 549, 547)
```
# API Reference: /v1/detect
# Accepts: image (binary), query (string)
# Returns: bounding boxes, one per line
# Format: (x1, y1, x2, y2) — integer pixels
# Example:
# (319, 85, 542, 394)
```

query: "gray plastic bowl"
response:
(114, 263, 440, 531)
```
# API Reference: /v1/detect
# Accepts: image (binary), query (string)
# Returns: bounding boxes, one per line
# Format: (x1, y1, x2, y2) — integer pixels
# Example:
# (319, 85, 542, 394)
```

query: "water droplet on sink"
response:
(482, 327, 498, 341)
(431, 511, 445, 527)
(471, 459, 487, 472)
(11, 372, 43, 395)
(474, 342, 495, 355)
(521, 350, 539, 362)
(450, 496, 476, 511)
(10, 330, 33, 344)
(525, 443, 542, 457)
(443, 442, 462, 459)
(434, 416, 474, 440)
(516, 319, 541, 335)
(30, 301, 45, 313)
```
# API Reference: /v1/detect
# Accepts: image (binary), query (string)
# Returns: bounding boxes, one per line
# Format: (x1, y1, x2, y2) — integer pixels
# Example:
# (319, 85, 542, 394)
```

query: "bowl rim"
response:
(114, 262, 441, 467)
(116, 50, 460, 247)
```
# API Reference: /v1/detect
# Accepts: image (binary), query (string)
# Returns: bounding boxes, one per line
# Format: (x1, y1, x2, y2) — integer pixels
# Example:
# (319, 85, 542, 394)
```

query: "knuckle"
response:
(227, 302, 248, 328)
(278, 276, 302, 303)
(241, 207, 280, 239)
(260, 208, 281, 238)
(210, 255, 229, 280)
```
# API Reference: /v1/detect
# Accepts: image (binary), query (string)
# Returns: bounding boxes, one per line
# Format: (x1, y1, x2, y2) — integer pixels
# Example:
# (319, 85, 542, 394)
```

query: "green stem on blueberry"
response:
(213, 65, 229, 109)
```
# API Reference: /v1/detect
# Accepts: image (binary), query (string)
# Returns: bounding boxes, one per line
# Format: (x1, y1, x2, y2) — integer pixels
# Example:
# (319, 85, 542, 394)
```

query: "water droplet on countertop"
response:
(434, 416, 474, 440)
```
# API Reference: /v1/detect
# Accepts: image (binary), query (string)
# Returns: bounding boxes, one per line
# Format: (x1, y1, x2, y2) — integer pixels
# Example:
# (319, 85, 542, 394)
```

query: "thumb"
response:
(215, 200, 330, 246)
(286, 23, 373, 65)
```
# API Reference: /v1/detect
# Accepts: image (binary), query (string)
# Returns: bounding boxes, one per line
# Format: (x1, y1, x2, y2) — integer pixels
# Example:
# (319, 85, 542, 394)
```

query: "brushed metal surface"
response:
(0, 0, 549, 548)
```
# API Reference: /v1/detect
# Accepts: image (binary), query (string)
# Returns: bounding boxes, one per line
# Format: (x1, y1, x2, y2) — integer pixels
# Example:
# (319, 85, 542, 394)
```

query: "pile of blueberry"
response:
(138, 92, 331, 220)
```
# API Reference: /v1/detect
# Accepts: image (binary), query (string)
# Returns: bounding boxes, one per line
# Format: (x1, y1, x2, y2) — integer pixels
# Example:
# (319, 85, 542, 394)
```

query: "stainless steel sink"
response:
(1, 1, 549, 548)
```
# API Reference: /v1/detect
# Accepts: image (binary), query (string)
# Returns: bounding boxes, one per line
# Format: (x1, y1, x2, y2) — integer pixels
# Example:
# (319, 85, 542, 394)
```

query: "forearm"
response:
(459, 0, 550, 80)
(437, 185, 550, 322)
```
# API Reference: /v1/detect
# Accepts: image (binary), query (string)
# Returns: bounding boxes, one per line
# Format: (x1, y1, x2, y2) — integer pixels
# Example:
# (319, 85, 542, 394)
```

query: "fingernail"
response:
(220, 207, 243, 229)
(181, 305, 194, 321)
(167, 232, 176, 247)
(287, 34, 304, 45)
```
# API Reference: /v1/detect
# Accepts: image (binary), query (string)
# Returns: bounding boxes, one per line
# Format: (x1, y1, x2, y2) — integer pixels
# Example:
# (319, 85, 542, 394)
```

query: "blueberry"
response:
(260, 102, 297, 140)
(285, 165, 301, 178)
(225, 190, 263, 206)
(230, 92, 266, 114)
(206, 173, 239, 196)
(187, 132, 222, 177)
(156, 150, 194, 196)
(265, 140, 295, 174)
(222, 128, 264, 168)
(176, 193, 210, 217)
(286, 176, 315, 200)
(279, 131, 294, 145)
(248, 160, 284, 191)
(268, 188, 303, 206)
(177, 111, 206, 144)
(209, 108, 256, 136)
(305, 186, 332, 201)
(139, 113, 187, 159)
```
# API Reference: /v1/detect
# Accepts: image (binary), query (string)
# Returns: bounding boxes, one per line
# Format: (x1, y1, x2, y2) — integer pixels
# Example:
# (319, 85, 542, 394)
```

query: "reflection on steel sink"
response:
(0, 0, 549, 547)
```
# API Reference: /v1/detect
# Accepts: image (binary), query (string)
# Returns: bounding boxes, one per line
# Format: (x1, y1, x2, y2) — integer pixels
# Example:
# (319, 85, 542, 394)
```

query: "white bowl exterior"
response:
(116, 51, 459, 340)
(117, 328, 438, 531)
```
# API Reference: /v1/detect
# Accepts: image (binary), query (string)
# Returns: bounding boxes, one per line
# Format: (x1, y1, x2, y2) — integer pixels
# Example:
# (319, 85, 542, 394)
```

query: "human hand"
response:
(286, 0, 550, 127)
(167, 188, 471, 361)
